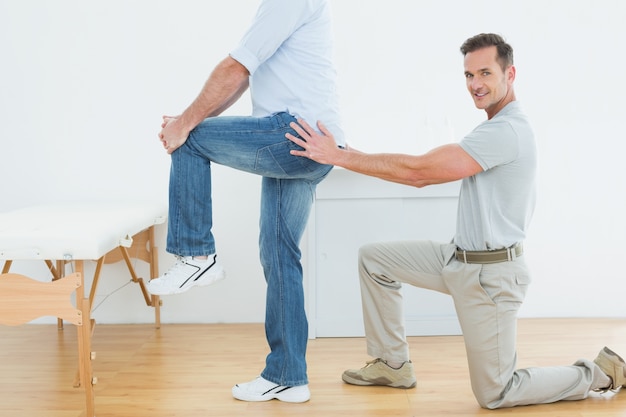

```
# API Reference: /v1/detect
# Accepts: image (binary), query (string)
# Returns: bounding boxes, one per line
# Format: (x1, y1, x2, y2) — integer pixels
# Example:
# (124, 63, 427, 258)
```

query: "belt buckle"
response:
(506, 244, 519, 261)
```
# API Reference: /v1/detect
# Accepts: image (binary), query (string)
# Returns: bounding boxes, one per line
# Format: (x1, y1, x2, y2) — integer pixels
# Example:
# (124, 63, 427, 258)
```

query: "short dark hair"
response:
(460, 33, 514, 71)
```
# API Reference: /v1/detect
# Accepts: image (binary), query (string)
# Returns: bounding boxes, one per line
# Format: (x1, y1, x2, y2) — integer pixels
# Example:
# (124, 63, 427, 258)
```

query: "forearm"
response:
(333, 150, 435, 188)
(177, 56, 249, 132)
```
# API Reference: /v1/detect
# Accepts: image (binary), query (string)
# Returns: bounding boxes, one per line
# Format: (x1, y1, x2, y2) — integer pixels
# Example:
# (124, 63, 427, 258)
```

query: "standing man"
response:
(148, 0, 344, 403)
(286, 33, 625, 408)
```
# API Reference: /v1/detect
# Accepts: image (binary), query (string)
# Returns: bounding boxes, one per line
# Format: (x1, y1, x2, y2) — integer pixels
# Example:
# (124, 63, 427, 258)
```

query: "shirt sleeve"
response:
(459, 120, 520, 171)
(230, 0, 312, 74)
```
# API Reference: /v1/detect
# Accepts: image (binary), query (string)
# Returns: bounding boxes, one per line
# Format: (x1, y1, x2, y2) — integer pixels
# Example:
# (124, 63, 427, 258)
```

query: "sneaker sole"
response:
(342, 372, 416, 389)
(232, 386, 310, 403)
(148, 270, 226, 295)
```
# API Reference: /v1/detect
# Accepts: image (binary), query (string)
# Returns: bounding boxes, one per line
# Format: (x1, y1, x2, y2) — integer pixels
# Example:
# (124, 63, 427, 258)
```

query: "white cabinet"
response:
(306, 168, 462, 338)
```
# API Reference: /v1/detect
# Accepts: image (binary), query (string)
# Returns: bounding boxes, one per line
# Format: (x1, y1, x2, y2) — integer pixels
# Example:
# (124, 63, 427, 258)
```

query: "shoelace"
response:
(363, 358, 384, 368)
(162, 256, 187, 276)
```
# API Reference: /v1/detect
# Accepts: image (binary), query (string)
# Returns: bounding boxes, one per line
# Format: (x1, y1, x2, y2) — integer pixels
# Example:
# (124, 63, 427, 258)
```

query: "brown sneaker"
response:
(594, 347, 626, 392)
(342, 358, 416, 389)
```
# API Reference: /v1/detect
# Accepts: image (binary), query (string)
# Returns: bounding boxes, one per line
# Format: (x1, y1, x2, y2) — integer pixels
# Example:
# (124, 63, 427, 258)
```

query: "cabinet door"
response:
(309, 169, 461, 337)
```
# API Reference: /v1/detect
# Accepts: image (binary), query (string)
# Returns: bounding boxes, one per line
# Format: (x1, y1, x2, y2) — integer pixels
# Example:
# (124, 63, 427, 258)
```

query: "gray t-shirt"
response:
(454, 101, 536, 251)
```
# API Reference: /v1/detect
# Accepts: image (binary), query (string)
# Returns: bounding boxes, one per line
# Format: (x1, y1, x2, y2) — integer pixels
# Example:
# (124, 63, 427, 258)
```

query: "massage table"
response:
(0, 202, 167, 417)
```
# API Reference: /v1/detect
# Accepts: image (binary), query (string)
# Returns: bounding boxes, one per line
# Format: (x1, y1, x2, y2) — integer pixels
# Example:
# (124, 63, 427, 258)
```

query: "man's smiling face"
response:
(464, 45, 515, 119)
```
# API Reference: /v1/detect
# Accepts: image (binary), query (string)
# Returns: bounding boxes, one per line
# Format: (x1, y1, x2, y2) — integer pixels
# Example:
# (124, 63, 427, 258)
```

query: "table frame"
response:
(0, 224, 162, 417)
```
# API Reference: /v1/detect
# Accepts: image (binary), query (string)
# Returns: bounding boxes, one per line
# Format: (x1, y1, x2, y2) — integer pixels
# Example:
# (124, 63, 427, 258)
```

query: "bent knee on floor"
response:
(474, 390, 507, 410)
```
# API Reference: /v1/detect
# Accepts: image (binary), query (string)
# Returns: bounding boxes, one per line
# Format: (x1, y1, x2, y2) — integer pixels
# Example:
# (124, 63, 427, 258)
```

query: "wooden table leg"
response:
(74, 260, 96, 417)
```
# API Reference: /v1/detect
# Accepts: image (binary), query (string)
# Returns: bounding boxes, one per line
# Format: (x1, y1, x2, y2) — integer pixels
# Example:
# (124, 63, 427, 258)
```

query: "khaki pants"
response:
(358, 240, 610, 409)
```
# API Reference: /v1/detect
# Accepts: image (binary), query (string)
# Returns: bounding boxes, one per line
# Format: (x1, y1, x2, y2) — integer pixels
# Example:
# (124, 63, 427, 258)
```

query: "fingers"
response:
(285, 120, 310, 148)
(285, 119, 325, 157)
(296, 118, 315, 134)
(161, 118, 173, 129)
(161, 115, 178, 129)
(285, 131, 306, 146)
(285, 125, 307, 157)
(317, 120, 331, 137)
(159, 116, 177, 153)
(287, 121, 306, 139)
(162, 141, 177, 155)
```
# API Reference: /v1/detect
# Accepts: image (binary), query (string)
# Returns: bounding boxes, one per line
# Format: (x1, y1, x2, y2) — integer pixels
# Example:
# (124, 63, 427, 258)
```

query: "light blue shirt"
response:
(230, 0, 344, 146)
(455, 102, 537, 251)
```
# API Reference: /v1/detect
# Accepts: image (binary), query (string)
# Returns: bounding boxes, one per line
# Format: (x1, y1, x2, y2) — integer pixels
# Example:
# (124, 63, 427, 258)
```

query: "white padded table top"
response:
(0, 202, 167, 260)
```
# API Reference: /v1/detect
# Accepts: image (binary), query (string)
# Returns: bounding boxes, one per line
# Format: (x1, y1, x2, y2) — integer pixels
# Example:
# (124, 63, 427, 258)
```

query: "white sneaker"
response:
(232, 376, 310, 403)
(147, 254, 225, 295)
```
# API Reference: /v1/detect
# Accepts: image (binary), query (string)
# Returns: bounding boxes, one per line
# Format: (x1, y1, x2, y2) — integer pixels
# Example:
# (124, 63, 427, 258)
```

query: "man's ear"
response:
(507, 65, 516, 83)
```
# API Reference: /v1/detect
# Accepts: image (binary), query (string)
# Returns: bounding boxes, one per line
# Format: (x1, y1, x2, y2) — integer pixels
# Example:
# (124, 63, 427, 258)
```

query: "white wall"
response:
(1, 0, 624, 324)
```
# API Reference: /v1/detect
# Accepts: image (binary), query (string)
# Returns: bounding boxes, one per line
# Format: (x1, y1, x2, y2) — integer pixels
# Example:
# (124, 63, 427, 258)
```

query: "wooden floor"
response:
(1, 319, 625, 417)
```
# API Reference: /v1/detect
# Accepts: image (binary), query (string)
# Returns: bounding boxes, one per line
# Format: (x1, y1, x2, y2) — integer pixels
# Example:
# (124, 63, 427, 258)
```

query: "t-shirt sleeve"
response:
(459, 120, 520, 171)
(230, 0, 310, 74)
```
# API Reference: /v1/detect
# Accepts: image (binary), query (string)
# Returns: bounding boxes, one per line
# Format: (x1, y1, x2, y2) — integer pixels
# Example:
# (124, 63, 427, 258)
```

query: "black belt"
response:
(455, 243, 523, 264)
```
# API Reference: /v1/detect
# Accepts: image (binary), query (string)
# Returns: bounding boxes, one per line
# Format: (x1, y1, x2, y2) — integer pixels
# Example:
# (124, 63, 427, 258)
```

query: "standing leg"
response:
(177, 112, 333, 401)
(259, 177, 316, 387)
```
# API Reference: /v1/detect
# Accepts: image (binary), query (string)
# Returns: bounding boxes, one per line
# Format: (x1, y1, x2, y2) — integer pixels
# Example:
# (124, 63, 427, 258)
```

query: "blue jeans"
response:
(167, 112, 332, 386)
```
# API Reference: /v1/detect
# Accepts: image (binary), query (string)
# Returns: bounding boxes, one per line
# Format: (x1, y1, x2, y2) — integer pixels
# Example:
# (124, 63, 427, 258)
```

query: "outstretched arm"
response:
(286, 119, 483, 188)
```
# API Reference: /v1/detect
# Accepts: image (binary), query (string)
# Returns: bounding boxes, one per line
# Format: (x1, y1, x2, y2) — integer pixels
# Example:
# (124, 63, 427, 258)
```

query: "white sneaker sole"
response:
(232, 384, 310, 403)
(147, 268, 225, 295)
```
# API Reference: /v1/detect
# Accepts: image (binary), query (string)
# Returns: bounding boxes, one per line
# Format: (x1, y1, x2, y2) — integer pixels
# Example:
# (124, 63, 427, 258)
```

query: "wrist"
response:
(333, 146, 350, 167)
(175, 113, 197, 137)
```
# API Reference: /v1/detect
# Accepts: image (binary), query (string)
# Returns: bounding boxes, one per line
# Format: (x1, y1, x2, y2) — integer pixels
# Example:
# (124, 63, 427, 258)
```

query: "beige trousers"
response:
(358, 240, 610, 409)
